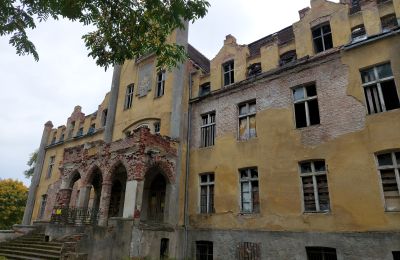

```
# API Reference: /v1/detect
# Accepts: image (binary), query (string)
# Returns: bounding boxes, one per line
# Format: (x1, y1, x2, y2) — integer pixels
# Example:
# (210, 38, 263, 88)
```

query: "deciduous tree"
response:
(23, 150, 38, 179)
(0, 179, 28, 230)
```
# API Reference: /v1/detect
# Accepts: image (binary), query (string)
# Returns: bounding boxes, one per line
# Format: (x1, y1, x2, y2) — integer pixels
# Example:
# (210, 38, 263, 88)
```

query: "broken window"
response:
(237, 242, 261, 260)
(124, 84, 134, 109)
(350, 0, 361, 14)
(299, 160, 330, 212)
(38, 194, 47, 219)
(160, 238, 169, 260)
(376, 151, 400, 211)
(247, 63, 262, 77)
(351, 25, 367, 42)
(68, 121, 75, 138)
(280, 50, 297, 66)
(154, 121, 161, 134)
(238, 101, 256, 140)
(156, 70, 166, 97)
(393, 251, 400, 260)
(293, 84, 320, 128)
(201, 112, 216, 147)
(196, 241, 213, 260)
(240, 168, 259, 213)
(102, 109, 108, 127)
(312, 23, 333, 53)
(381, 14, 398, 32)
(306, 247, 337, 260)
(76, 127, 83, 137)
(88, 123, 95, 134)
(200, 173, 214, 214)
(223, 60, 234, 86)
(46, 156, 55, 179)
(199, 82, 211, 97)
(361, 63, 400, 114)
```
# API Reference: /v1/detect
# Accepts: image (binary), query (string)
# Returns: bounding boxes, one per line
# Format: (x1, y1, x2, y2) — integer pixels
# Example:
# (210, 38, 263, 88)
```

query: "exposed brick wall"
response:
(190, 53, 366, 147)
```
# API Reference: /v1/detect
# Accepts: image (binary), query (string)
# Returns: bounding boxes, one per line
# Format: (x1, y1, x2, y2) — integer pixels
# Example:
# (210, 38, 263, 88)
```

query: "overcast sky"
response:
(0, 0, 334, 186)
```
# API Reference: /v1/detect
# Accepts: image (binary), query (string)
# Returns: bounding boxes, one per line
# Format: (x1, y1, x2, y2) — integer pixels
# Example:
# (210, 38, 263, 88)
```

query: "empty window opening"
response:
(156, 70, 166, 97)
(38, 194, 47, 219)
(76, 127, 83, 137)
(148, 174, 167, 222)
(240, 168, 259, 213)
(381, 14, 398, 32)
(223, 60, 234, 86)
(68, 121, 75, 138)
(102, 109, 108, 127)
(280, 50, 297, 66)
(247, 63, 262, 77)
(124, 84, 134, 109)
(160, 238, 169, 260)
(299, 160, 330, 212)
(59, 133, 64, 142)
(46, 156, 55, 179)
(376, 151, 400, 211)
(393, 251, 400, 260)
(238, 101, 256, 140)
(293, 84, 320, 128)
(237, 242, 261, 260)
(351, 25, 366, 42)
(312, 23, 333, 53)
(88, 123, 96, 134)
(51, 133, 56, 144)
(306, 247, 337, 260)
(199, 82, 211, 97)
(361, 63, 400, 114)
(350, 0, 361, 14)
(196, 241, 213, 260)
(201, 112, 216, 147)
(200, 173, 215, 214)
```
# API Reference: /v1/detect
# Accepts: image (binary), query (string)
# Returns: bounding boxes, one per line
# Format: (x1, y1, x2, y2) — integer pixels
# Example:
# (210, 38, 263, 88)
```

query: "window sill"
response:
(154, 95, 164, 100)
(366, 107, 400, 117)
(237, 136, 258, 143)
(199, 145, 215, 150)
(303, 210, 331, 215)
(238, 212, 261, 217)
(295, 123, 321, 130)
(384, 210, 400, 213)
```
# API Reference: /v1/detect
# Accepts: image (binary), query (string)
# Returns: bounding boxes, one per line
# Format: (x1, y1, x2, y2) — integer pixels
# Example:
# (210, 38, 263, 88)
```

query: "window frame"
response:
(222, 60, 234, 86)
(299, 160, 331, 213)
(375, 150, 400, 212)
(360, 63, 399, 114)
(38, 194, 47, 219)
(46, 156, 55, 179)
(238, 100, 257, 140)
(124, 83, 134, 109)
(200, 111, 216, 147)
(312, 23, 333, 53)
(305, 246, 337, 260)
(196, 241, 213, 260)
(156, 70, 166, 98)
(292, 84, 320, 128)
(199, 173, 215, 214)
(239, 167, 260, 214)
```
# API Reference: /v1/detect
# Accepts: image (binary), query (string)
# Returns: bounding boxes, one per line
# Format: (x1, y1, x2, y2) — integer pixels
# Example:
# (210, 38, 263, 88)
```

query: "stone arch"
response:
(107, 161, 128, 218)
(105, 159, 130, 183)
(65, 170, 81, 189)
(83, 164, 104, 186)
(79, 165, 103, 210)
(145, 160, 175, 184)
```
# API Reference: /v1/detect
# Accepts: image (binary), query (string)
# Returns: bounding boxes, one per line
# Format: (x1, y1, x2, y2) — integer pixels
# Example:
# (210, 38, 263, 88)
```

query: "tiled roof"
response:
(188, 44, 210, 73)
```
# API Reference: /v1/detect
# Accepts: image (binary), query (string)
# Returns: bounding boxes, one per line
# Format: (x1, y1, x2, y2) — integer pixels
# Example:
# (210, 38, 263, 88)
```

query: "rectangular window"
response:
(124, 84, 134, 109)
(376, 151, 400, 211)
(247, 63, 261, 77)
(223, 61, 234, 86)
(240, 168, 259, 213)
(68, 121, 75, 138)
(160, 238, 169, 260)
(238, 101, 256, 140)
(299, 160, 330, 212)
(196, 241, 213, 260)
(351, 25, 366, 42)
(200, 112, 216, 147)
(102, 109, 108, 127)
(306, 247, 337, 260)
(393, 251, 400, 260)
(237, 242, 261, 260)
(59, 133, 64, 142)
(156, 70, 166, 97)
(293, 84, 320, 128)
(199, 82, 211, 97)
(46, 156, 55, 179)
(312, 23, 333, 53)
(51, 133, 56, 144)
(200, 173, 215, 214)
(381, 14, 398, 32)
(361, 63, 400, 114)
(350, 0, 361, 14)
(38, 194, 47, 219)
(154, 122, 161, 134)
(88, 123, 95, 134)
(280, 50, 297, 66)
(76, 127, 83, 137)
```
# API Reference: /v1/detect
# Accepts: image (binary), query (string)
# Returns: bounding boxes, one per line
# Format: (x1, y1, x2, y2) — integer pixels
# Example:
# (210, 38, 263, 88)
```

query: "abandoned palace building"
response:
(6, 0, 400, 259)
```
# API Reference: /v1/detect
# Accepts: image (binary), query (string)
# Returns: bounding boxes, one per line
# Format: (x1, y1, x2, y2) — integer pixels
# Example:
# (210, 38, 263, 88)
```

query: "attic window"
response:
(351, 25, 367, 42)
(280, 50, 297, 66)
(247, 63, 261, 77)
(381, 14, 398, 32)
(199, 82, 211, 97)
(312, 23, 333, 53)
(223, 60, 234, 86)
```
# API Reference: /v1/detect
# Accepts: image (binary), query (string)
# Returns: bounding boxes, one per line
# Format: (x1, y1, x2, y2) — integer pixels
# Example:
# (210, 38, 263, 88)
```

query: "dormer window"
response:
(312, 23, 333, 53)
(199, 82, 211, 97)
(247, 63, 261, 77)
(381, 14, 398, 33)
(88, 123, 95, 134)
(76, 127, 83, 137)
(222, 61, 234, 86)
(279, 51, 297, 66)
(351, 25, 367, 42)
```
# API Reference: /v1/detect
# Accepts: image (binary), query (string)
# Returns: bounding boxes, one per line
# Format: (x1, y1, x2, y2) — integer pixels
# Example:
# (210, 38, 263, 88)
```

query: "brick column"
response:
(77, 185, 91, 208)
(98, 181, 112, 226)
(22, 121, 53, 225)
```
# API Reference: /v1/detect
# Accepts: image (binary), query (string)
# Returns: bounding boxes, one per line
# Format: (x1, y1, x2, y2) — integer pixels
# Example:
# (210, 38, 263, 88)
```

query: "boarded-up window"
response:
(293, 84, 320, 128)
(240, 168, 259, 213)
(299, 160, 330, 212)
(312, 23, 333, 53)
(238, 101, 256, 140)
(196, 241, 213, 260)
(361, 63, 400, 114)
(306, 247, 337, 260)
(200, 112, 216, 147)
(237, 242, 261, 260)
(376, 151, 400, 211)
(200, 173, 215, 214)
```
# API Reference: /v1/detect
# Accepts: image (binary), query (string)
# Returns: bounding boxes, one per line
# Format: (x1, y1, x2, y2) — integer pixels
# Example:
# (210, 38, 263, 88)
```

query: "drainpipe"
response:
(183, 70, 195, 259)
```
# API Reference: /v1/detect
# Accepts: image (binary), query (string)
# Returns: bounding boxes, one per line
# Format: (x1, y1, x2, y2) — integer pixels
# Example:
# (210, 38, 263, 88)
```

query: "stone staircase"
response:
(0, 233, 62, 260)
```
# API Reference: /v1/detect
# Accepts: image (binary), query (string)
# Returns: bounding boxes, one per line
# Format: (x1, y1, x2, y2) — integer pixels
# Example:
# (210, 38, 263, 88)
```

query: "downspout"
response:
(183, 70, 195, 259)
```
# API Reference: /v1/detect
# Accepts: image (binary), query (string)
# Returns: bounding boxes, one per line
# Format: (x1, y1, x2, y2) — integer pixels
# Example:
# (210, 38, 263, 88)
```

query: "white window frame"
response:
(199, 173, 215, 214)
(156, 70, 166, 97)
(239, 168, 259, 214)
(124, 84, 134, 109)
(375, 151, 400, 211)
(200, 112, 216, 147)
(292, 84, 319, 128)
(361, 63, 398, 114)
(312, 23, 332, 53)
(299, 160, 330, 213)
(238, 101, 256, 140)
(222, 60, 234, 86)
(46, 156, 55, 179)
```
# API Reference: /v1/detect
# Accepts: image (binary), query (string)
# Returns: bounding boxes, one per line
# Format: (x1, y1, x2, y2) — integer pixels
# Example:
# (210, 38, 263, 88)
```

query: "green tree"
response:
(0, 179, 28, 230)
(24, 150, 38, 179)
(0, 0, 210, 70)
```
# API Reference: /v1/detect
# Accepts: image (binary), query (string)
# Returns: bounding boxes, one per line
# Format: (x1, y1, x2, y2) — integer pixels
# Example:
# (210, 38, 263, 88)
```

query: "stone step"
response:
(0, 252, 45, 260)
(0, 248, 60, 260)
(0, 245, 61, 256)
(4, 242, 62, 251)
(8, 240, 64, 247)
